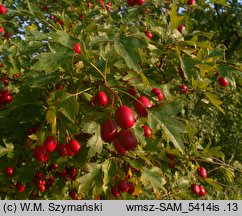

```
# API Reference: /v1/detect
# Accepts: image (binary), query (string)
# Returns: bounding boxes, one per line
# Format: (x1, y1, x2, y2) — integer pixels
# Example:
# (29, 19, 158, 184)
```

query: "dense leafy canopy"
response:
(0, 0, 241, 200)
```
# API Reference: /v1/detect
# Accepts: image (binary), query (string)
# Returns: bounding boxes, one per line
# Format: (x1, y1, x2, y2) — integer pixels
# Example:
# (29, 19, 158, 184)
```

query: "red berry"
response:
(168, 161, 176, 169)
(53, 164, 58, 170)
(111, 185, 121, 198)
(166, 153, 176, 160)
(199, 185, 206, 196)
(44, 136, 57, 153)
(118, 180, 129, 192)
(16, 182, 25, 193)
(33, 145, 49, 163)
(116, 129, 138, 151)
(136, 0, 145, 5)
(127, 0, 136, 6)
(67, 139, 81, 153)
(69, 190, 78, 199)
(93, 91, 109, 107)
(47, 176, 55, 186)
(4, 166, 14, 177)
(27, 127, 38, 135)
(0, 27, 4, 33)
(178, 24, 185, 33)
(87, 1, 93, 7)
(101, 119, 117, 142)
(128, 86, 137, 97)
(197, 166, 207, 178)
(57, 144, 68, 156)
(50, 15, 55, 20)
(127, 182, 134, 194)
(143, 125, 152, 137)
(73, 43, 81, 54)
(55, 83, 64, 90)
(152, 88, 164, 101)
(1, 90, 13, 104)
(187, 0, 196, 5)
(66, 144, 76, 156)
(56, 18, 64, 26)
(218, 77, 229, 87)
(113, 138, 127, 155)
(180, 84, 188, 94)
(39, 184, 45, 192)
(115, 105, 135, 129)
(4, 31, 11, 38)
(0, 5, 7, 14)
(191, 183, 200, 195)
(144, 30, 153, 39)
(67, 166, 77, 180)
(134, 96, 152, 117)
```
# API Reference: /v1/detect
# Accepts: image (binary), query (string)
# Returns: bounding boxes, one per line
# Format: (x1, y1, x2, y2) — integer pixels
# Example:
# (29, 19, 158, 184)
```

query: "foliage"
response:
(0, 0, 241, 200)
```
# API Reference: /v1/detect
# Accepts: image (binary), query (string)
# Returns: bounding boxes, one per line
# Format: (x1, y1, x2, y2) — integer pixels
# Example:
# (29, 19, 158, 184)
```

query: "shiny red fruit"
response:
(118, 180, 129, 192)
(187, 0, 196, 5)
(134, 96, 152, 117)
(143, 125, 152, 137)
(116, 129, 137, 151)
(115, 105, 135, 129)
(101, 119, 117, 142)
(0, 27, 4, 33)
(39, 184, 46, 192)
(191, 183, 200, 195)
(56, 18, 64, 26)
(44, 136, 57, 152)
(180, 84, 188, 94)
(93, 91, 109, 107)
(1, 90, 13, 103)
(127, 182, 134, 194)
(33, 145, 48, 163)
(73, 43, 81, 54)
(199, 185, 206, 196)
(0, 5, 7, 14)
(136, 0, 145, 5)
(197, 166, 207, 178)
(218, 77, 229, 87)
(144, 30, 152, 39)
(113, 138, 127, 155)
(4, 166, 14, 177)
(16, 182, 25, 193)
(111, 186, 121, 198)
(67, 139, 81, 153)
(66, 145, 76, 156)
(178, 24, 185, 33)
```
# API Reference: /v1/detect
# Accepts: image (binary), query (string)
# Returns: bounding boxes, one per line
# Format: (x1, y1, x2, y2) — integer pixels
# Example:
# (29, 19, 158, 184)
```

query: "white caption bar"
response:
(0, 200, 241, 216)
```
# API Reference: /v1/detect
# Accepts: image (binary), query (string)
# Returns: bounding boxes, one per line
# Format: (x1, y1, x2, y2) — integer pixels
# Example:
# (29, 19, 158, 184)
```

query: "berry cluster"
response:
(112, 180, 134, 198)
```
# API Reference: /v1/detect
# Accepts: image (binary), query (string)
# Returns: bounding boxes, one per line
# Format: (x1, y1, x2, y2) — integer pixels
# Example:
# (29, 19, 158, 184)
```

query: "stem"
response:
(89, 62, 107, 83)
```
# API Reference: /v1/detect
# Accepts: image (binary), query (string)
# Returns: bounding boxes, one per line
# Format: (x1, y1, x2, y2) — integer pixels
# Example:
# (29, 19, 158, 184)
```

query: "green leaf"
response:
(102, 160, 116, 193)
(24, 71, 60, 88)
(170, 5, 184, 29)
(140, 166, 166, 194)
(77, 163, 103, 196)
(82, 122, 103, 158)
(0, 143, 14, 158)
(114, 36, 146, 72)
(205, 178, 223, 191)
(59, 96, 79, 123)
(46, 107, 57, 134)
(204, 92, 224, 113)
(32, 52, 72, 73)
(149, 104, 186, 154)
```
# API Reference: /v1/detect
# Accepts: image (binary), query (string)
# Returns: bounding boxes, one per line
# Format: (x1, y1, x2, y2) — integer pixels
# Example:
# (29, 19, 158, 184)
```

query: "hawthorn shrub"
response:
(0, 0, 241, 200)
